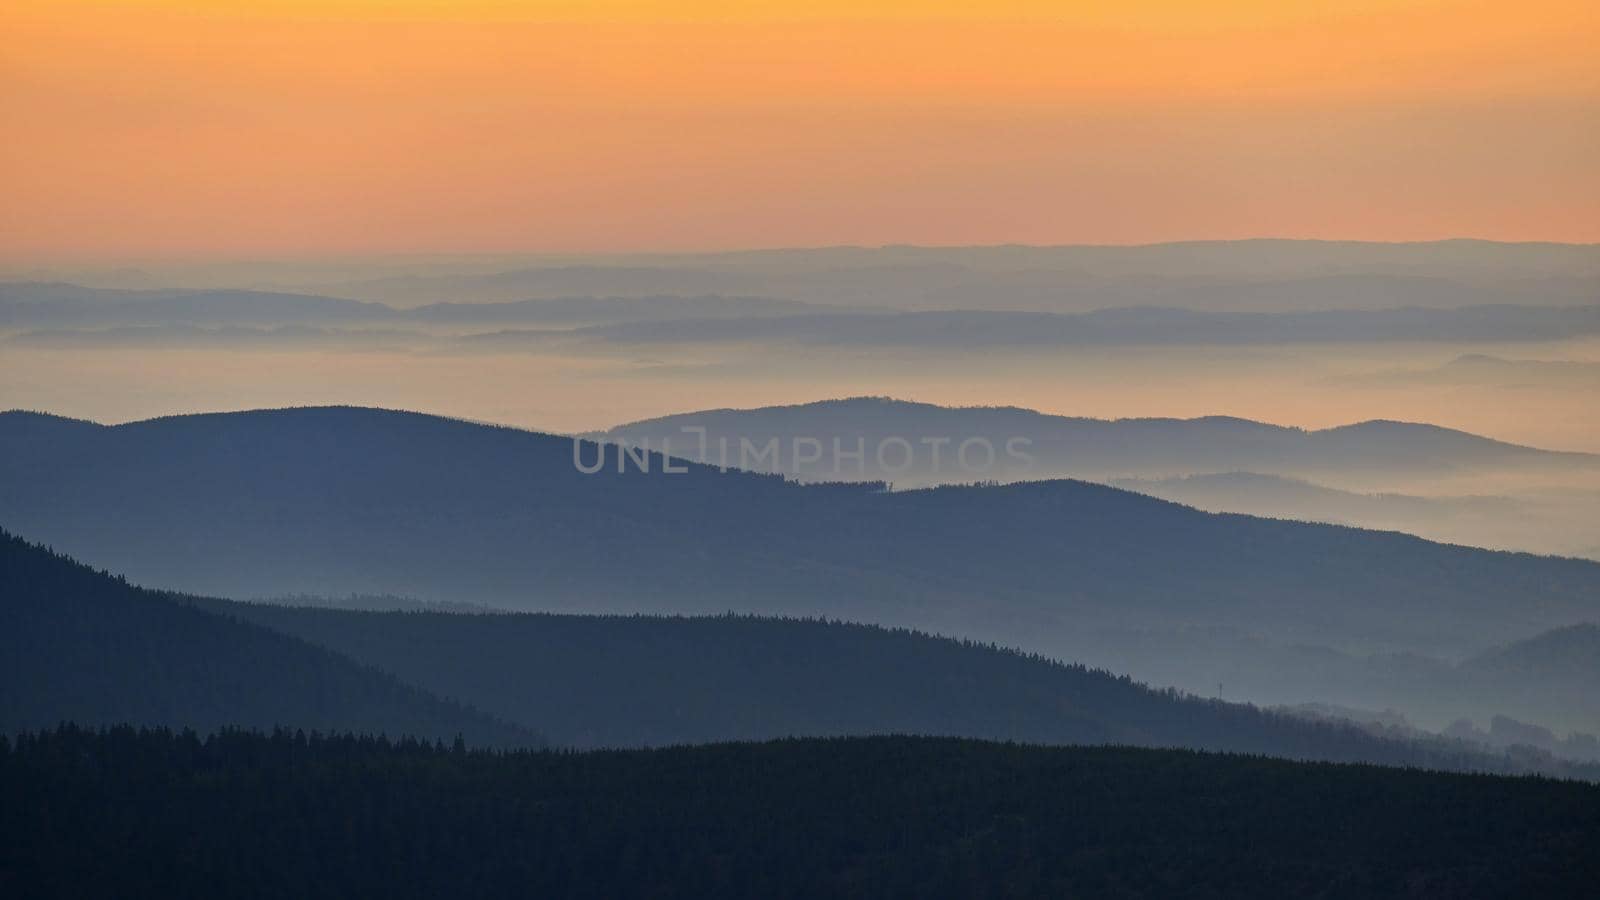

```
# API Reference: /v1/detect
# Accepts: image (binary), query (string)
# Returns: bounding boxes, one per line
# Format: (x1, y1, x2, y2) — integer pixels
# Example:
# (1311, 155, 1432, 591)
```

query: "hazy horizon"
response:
(6, 236, 1599, 280)
(5, 246, 1597, 453)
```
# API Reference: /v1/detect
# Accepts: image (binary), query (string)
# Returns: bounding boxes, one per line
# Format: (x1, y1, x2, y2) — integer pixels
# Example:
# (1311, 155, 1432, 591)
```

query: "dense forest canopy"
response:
(5, 726, 1597, 900)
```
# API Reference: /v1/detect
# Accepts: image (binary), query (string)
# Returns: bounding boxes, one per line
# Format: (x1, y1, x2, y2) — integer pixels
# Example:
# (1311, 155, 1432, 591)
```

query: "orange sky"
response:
(2, 1, 1597, 260)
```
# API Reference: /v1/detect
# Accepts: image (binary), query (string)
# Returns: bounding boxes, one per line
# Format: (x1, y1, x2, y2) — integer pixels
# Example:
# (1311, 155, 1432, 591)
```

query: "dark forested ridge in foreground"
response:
(3, 406, 1598, 666)
(5, 727, 1598, 900)
(0, 530, 533, 746)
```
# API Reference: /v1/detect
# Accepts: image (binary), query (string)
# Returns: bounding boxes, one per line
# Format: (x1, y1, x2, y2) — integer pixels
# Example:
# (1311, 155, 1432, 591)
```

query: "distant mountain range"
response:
(283, 240, 1599, 312)
(6, 281, 1595, 348)
(1343, 353, 1600, 387)
(599, 397, 1597, 484)
(573, 305, 1600, 347)
(597, 398, 1600, 558)
(0, 282, 832, 328)
(0, 284, 393, 326)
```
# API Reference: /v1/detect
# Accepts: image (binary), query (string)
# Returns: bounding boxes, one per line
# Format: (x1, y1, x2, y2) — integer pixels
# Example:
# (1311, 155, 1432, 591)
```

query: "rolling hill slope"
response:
(7, 533, 1582, 773)
(0, 530, 533, 746)
(185, 601, 1517, 767)
(2, 406, 1597, 670)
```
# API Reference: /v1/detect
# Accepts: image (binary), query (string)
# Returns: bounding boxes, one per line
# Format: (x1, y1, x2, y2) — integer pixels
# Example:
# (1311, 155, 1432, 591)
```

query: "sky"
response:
(2, 0, 1597, 261)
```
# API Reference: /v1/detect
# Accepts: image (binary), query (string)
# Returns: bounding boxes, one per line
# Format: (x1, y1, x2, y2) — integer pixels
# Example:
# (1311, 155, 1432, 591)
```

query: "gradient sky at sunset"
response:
(3, 1, 1596, 259)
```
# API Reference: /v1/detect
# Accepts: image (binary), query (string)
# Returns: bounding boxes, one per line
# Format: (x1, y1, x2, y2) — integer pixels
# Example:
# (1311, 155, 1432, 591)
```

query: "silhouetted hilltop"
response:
(0, 410, 103, 452)
(0, 529, 533, 746)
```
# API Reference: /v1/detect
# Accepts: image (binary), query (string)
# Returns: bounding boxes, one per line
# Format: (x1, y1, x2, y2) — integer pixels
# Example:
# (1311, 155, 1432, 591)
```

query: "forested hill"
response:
(6, 727, 1598, 900)
(192, 600, 1595, 775)
(0, 530, 534, 746)
(2, 407, 1598, 660)
(3, 530, 1579, 775)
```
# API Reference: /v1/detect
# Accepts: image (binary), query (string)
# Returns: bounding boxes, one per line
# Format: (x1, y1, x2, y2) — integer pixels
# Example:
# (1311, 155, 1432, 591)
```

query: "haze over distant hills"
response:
(29, 239, 1585, 313)
(6, 241, 1594, 461)
(7, 281, 1595, 350)
(1109, 472, 1517, 520)
(0, 282, 834, 329)
(600, 397, 1600, 558)
(4, 404, 1599, 735)
(574, 305, 1600, 347)
(1106, 472, 1600, 561)
(306, 260, 1595, 313)
(1344, 353, 1600, 387)
(0, 284, 392, 326)
(601, 397, 1597, 484)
